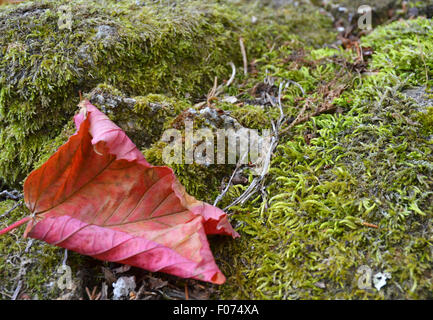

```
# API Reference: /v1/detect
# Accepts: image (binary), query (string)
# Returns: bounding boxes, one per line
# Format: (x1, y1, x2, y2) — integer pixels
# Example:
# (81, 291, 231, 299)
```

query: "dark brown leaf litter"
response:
(95, 263, 216, 300)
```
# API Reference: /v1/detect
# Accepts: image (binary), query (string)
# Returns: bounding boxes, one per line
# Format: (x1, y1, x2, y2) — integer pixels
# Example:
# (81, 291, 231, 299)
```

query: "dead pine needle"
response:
(361, 221, 379, 229)
(86, 286, 101, 300)
(184, 283, 189, 300)
(225, 62, 236, 88)
(213, 151, 248, 207)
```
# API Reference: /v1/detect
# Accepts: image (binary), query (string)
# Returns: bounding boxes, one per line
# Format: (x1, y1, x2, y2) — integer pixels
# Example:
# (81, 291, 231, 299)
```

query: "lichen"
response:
(141, 105, 245, 203)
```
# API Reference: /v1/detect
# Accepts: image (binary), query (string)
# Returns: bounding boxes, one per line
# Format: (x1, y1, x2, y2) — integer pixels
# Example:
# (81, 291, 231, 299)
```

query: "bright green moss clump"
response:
(417, 106, 433, 134)
(362, 17, 433, 87)
(217, 86, 433, 299)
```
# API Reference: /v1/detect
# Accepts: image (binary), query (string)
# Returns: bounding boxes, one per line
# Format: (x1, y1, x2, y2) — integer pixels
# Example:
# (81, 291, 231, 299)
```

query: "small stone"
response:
(373, 272, 391, 291)
(222, 96, 238, 104)
(112, 276, 136, 300)
(123, 98, 136, 108)
(314, 282, 326, 289)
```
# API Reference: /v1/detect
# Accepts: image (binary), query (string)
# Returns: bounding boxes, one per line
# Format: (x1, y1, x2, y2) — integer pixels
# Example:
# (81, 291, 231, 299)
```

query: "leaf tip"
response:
(211, 271, 226, 285)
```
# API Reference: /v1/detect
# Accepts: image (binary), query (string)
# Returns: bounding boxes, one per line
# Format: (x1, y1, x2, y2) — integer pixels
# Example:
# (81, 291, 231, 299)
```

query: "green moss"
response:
(210, 19, 433, 299)
(142, 119, 236, 203)
(361, 17, 433, 87)
(417, 106, 433, 134)
(32, 119, 75, 170)
(216, 102, 275, 130)
(215, 89, 433, 299)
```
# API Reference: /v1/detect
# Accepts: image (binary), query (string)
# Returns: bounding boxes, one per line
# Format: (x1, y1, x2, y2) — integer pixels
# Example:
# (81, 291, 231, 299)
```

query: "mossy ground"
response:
(212, 18, 433, 299)
(0, 201, 95, 299)
(1, 1, 433, 300)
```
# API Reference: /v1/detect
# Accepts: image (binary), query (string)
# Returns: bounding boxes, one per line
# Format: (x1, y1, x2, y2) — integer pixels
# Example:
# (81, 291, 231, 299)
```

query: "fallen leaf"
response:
(0, 100, 239, 284)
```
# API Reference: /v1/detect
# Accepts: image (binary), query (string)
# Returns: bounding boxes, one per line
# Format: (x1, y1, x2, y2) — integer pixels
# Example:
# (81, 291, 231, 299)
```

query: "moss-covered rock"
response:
(0, 0, 335, 187)
(312, 0, 433, 36)
(143, 103, 252, 203)
(86, 84, 190, 149)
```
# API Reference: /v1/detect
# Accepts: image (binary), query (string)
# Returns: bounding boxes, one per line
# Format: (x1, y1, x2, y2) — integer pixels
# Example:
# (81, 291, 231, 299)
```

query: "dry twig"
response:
(0, 190, 23, 201)
(224, 80, 298, 211)
(239, 37, 248, 76)
(213, 151, 248, 207)
(361, 221, 379, 229)
(0, 200, 23, 219)
(184, 283, 189, 300)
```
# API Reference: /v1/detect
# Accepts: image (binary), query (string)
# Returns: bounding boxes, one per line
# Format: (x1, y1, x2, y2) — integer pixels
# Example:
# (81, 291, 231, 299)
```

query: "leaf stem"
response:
(0, 216, 31, 236)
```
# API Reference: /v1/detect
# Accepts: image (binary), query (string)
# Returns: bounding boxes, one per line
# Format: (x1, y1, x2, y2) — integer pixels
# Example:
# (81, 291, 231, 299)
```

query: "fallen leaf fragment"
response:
(0, 100, 239, 284)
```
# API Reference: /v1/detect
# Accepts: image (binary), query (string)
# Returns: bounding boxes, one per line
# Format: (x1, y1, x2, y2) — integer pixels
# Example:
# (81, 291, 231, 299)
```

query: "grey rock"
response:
(112, 276, 136, 300)
(403, 86, 433, 110)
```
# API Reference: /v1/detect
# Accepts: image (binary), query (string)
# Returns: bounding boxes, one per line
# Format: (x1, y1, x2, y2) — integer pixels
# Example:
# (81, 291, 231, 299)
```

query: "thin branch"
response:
(11, 239, 33, 300)
(279, 100, 310, 135)
(0, 190, 23, 201)
(223, 79, 309, 211)
(213, 151, 248, 207)
(215, 62, 236, 96)
(286, 79, 305, 96)
(225, 62, 236, 88)
(207, 76, 218, 107)
(62, 249, 68, 266)
(0, 200, 23, 219)
(11, 281, 22, 300)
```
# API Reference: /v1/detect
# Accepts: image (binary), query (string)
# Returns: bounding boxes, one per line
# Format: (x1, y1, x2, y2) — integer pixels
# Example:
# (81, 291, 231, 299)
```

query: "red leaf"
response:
(1, 100, 239, 284)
